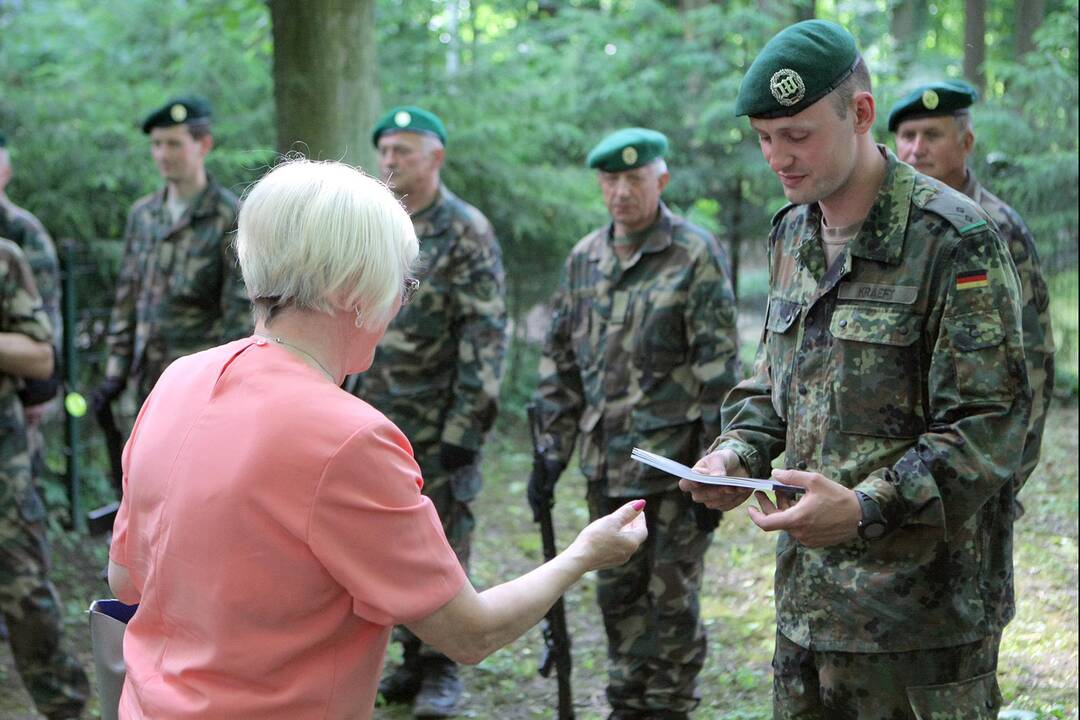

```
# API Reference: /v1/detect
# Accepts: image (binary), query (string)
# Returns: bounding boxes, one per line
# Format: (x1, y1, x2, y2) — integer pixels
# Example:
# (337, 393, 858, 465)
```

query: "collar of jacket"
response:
(411, 183, 455, 238)
(793, 146, 914, 269)
(595, 202, 674, 261)
(150, 174, 225, 221)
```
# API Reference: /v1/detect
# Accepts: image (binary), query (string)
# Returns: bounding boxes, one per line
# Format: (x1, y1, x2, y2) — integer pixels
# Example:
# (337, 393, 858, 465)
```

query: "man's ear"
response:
(852, 91, 876, 135)
(657, 170, 671, 194)
(199, 134, 214, 157)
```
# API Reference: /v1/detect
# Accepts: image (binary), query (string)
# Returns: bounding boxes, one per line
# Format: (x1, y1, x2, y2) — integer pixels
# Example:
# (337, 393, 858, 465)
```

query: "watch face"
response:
(860, 521, 886, 540)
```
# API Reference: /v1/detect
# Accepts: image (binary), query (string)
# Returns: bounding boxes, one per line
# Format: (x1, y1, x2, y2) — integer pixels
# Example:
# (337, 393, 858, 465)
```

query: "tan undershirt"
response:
(820, 218, 863, 268)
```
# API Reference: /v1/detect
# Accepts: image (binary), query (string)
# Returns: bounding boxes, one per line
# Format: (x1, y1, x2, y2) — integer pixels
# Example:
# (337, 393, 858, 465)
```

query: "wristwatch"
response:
(855, 491, 887, 541)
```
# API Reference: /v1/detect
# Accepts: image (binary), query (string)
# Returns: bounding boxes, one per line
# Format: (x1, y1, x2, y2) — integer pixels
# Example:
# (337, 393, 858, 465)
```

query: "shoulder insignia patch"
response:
(956, 269, 989, 290)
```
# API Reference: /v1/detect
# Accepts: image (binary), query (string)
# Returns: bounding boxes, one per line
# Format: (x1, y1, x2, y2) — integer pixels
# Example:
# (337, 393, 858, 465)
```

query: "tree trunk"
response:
(891, 0, 927, 55)
(1016, 0, 1045, 56)
(964, 0, 987, 94)
(792, 0, 815, 22)
(270, 0, 378, 171)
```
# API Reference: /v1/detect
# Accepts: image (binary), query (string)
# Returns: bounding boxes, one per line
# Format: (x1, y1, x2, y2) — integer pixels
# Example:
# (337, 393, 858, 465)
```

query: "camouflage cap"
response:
(371, 105, 448, 147)
(887, 79, 978, 132)
(586, 127, 668, 172)
(141, 95, 212, 134)
(735, 20, 858, 118)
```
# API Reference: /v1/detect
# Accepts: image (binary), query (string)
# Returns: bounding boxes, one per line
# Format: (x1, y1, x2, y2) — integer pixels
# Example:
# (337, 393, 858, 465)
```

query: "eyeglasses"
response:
(402, 277, 421, 304)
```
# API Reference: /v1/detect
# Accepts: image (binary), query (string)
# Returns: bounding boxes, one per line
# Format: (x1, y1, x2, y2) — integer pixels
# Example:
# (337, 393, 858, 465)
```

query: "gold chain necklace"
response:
(255, 334, 335, 383)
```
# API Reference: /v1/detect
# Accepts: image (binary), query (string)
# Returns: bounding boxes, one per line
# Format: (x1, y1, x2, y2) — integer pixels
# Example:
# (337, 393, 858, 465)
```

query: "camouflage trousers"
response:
(392, 461, 480, 662)
(588, 486, 713, 715)
(773, 630, 1003, 720)
(0, 463, 89, 719)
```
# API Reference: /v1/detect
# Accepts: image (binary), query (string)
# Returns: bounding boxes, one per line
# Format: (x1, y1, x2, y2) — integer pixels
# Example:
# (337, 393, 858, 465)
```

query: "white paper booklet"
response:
(631, 447, 802, 493)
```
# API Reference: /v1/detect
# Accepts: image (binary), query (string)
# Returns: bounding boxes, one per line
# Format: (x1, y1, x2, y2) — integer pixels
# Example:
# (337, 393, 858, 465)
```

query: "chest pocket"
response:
(831, 304, 925, 438)
(765, 297, 802, 422)
(632, 289, 688, 387)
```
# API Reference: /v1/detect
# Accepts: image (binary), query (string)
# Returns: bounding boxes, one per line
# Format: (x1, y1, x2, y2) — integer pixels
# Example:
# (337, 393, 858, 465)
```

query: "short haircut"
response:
(954, 109, 973, 134)
(830, 56, 872, 119)
(185, 119, 212, 140)
(237, 158, 419, 327)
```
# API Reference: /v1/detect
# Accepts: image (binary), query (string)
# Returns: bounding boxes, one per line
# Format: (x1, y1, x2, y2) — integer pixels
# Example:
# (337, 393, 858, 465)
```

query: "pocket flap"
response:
(945, 310, 1007, 352)
(906, 669, 1001, 719)
(830, 305, 921, 347)
(766, 297, 801, 334)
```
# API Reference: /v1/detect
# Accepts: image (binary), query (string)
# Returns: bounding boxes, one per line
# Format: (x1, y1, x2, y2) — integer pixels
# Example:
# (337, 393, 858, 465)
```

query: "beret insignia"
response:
(921, 89, 940, 110)
(622, 146, 638, 165)
(394, 110, 412, 128)
(770, 69, 806, 107)
(169, 104, 188, 122)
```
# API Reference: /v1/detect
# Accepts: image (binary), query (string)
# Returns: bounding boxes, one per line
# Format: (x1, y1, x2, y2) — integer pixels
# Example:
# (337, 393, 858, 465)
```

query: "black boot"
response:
(412, 658, 463, 718)
(378, 644, 422, 704)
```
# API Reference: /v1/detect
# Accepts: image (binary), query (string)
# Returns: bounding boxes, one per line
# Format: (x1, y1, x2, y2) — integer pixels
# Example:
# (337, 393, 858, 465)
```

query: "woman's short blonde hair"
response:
(236, 158, 418, 326)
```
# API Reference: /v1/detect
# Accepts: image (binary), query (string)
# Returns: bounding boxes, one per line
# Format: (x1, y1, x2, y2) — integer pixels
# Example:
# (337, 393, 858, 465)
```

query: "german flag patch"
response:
(956, 269, 989, 290)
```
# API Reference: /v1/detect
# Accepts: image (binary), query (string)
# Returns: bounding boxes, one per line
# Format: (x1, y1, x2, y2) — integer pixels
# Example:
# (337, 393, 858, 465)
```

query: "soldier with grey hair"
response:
(682, 20, 1031, 718)
(354, 105, 508, 718)
(531, 127, 741, 719)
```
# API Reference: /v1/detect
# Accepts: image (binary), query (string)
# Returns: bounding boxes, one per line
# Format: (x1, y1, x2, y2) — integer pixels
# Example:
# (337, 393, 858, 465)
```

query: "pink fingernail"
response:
(632, 500, 646, 511)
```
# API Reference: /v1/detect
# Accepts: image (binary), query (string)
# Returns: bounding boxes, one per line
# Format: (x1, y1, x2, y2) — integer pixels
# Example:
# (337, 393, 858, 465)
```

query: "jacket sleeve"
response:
(533, 259, 584, 466)
(854, 223, 1032, 536)
(104, 209, 142, 382)
(438, 218, 508, 451)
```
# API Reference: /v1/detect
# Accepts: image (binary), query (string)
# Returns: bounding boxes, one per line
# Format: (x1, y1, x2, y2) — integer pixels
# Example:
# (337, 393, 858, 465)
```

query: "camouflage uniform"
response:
(0, 239, 88, 719)
(104, 176, 249, 407)
(535, 203, 740, 715)
(960, 171, 1055, 494)
(713, 150, 1030, 717)
(353, 183, 507, 657)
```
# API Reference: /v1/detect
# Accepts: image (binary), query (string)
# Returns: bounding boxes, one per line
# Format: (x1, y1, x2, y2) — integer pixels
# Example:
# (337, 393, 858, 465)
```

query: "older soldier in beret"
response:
(92, 96, 249, 416)
(532, 128, 740, 719)
(1, 239, 89, 719)
(889, 80, 1055, 505)
(354, 105, 507, 718)
(680, 20, 1031, 719)
(0, 132, 61, 469)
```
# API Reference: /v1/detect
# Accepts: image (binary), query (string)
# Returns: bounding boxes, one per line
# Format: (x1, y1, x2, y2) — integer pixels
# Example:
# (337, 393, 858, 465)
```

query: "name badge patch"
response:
(837, 282, 918, 304)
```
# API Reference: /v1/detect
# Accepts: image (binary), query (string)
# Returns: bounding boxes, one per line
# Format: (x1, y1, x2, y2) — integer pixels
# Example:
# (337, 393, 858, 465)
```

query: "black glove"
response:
(90, 377, 125, 416)
(527, 456, 566, 522)
(18, 376, 59, 406)
(439, 442, 477, 472)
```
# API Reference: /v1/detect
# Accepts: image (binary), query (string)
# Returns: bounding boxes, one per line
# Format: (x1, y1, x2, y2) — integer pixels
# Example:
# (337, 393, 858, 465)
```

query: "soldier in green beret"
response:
(0, 240, 89, 719)
(890, 81, 1055, 505)
(92, 96, 249, 417)
(531, 128, 741, 718)
(355, 105, 507, 718)
(0, 133, 62, 471)
(682, 20, 1030, 718)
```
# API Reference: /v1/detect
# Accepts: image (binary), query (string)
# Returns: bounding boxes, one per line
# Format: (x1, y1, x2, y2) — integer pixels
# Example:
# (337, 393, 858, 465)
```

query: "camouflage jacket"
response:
(355, 185, 507, 473)
(104, 176, 248, 399)
(0, 239, 52, 478)
(0, 198, 60, 348)
(536, 203, 740, 497)
(961, 171, 1055, 492)
(715, 149, 1031, 653)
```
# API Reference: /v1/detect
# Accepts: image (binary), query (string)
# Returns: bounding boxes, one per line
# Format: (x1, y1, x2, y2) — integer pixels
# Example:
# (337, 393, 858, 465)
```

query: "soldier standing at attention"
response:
(91, 96, 248, 417)
(889, 80, 1055, 502)
(530, 128, 740, 719)
(0, 239, 89, 719)
(356, 106, 507, 718)
(0, 132, 62, 470)
(681, 21, 1031, 718)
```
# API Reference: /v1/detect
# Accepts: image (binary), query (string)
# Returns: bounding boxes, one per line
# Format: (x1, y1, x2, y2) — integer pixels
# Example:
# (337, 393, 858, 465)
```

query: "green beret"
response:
(141, 95, 212, 134)
(371, 106, 447, 147)
(735, 20, 858, 118)
(586, 128, 668, 172)
(887, 80, 978, 132)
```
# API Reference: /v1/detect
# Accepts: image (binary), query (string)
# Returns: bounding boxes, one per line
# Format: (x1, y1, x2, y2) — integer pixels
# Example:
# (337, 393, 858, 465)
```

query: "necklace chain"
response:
(255, 334, 335, 383)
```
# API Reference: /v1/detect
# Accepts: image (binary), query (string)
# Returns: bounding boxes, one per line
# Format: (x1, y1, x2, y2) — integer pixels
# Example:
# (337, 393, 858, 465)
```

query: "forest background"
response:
(0, 0, 1076, 718)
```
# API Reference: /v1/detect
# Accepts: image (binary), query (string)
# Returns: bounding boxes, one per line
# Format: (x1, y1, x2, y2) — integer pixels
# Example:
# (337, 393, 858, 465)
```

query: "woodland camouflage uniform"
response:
(353, 183, 507, 660)
(960, 171, 1055, 495)
(0, 239, 88, 719)
(715, 150, 1030, 717)
(535, 203, 740, 715)
(103, 176, 248, 407)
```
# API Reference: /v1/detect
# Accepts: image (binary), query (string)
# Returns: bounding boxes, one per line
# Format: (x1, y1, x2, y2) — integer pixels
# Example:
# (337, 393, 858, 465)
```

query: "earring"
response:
(354, 306, 365, 328)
